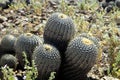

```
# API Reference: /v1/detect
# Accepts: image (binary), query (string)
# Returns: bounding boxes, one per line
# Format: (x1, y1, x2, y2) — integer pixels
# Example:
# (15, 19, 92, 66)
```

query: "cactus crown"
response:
(58, 13, 67, 19)
(2, 35, 15, 41)
(7, 35, 15, 39)
(25, 33, 33, 37)
(82, 38, 93, 45)
(44, 44, 52, 51)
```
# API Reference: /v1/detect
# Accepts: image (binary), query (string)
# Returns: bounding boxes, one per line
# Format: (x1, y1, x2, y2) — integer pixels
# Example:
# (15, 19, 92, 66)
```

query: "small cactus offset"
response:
(33, 44, 61, 80)
(14, 33, 43, 69)
(62, 37, 98, 80)
(0, 34, 17, 53)
(0, 54, 17, 69)
(43, 12, 75, 53)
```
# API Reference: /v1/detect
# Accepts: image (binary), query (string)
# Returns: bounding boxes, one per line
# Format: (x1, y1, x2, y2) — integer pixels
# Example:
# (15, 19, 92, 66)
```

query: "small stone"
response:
(2, 22, 12, 27)
(115, 16, 120, 25)
(0, 15, 7, 23)
(33, 24, 43, 31)
(0, 24, 4, 30)
(7, 15, 16, 20)
(100, 76, 119, 80)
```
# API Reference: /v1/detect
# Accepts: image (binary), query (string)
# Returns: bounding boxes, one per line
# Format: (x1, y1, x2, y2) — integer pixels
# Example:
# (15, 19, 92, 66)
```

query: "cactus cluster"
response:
(62, 37, 98, 80)
(43, 12, 99, 80)
(0, 12, 99, 80)
(0, 35, 18, 77)
(44, 12, 75, 53)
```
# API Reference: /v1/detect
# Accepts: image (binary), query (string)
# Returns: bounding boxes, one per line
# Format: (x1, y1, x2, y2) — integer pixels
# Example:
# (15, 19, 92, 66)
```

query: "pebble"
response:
(0, 15, 7, 23)
(100, 76, 119, 80)
(0, 24, 4, 30)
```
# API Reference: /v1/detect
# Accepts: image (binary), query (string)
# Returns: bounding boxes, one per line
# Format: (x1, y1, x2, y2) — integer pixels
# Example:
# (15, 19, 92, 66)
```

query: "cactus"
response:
(15, 33, 42, 69)
(0, 34, 16, 53)
(0, 54, 17, 69)
(43, 12, 75, 53)
(33, 44, 61, 80)
(62, 37, 98, 80)
(115, 0, 120, 8)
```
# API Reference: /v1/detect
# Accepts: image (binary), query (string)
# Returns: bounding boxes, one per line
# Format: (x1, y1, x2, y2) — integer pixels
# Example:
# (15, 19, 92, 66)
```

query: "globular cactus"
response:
(43, 12, 75, 53)
(0, 34, 16, 53)
(62, 37, 98, 80)
(0, 54, 17, 69)
(115, 0, 120, 8)
(15, 33, 42, 69)
(33, 44, 61, 80)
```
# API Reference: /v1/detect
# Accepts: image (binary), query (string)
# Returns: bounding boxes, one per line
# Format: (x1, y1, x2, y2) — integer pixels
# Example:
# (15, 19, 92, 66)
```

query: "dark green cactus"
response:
(0, 34, 16, 52)
(115, 0, 120, 8)
(33, 44, 61, 80)
(15, 33, 43, 69)
(0, 54, 17, 69)
(43, 12, 75, 53)
(62, 37, 98, 80)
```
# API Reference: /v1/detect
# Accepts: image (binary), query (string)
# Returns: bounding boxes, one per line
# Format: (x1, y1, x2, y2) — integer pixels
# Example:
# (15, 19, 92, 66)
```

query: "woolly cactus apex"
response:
(79, 33, 100, 48)
(33, 44, 61, 80)
(0, 34, 16, 52)
(0, 54, 17, 69)
(15, 33, 43, 69)
(44, 12, 75, 53)
(62, 37, 98, 80)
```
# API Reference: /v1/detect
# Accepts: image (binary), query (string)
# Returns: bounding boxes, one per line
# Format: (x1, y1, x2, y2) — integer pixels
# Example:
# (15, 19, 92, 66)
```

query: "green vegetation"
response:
(104, 25, 120, 78)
